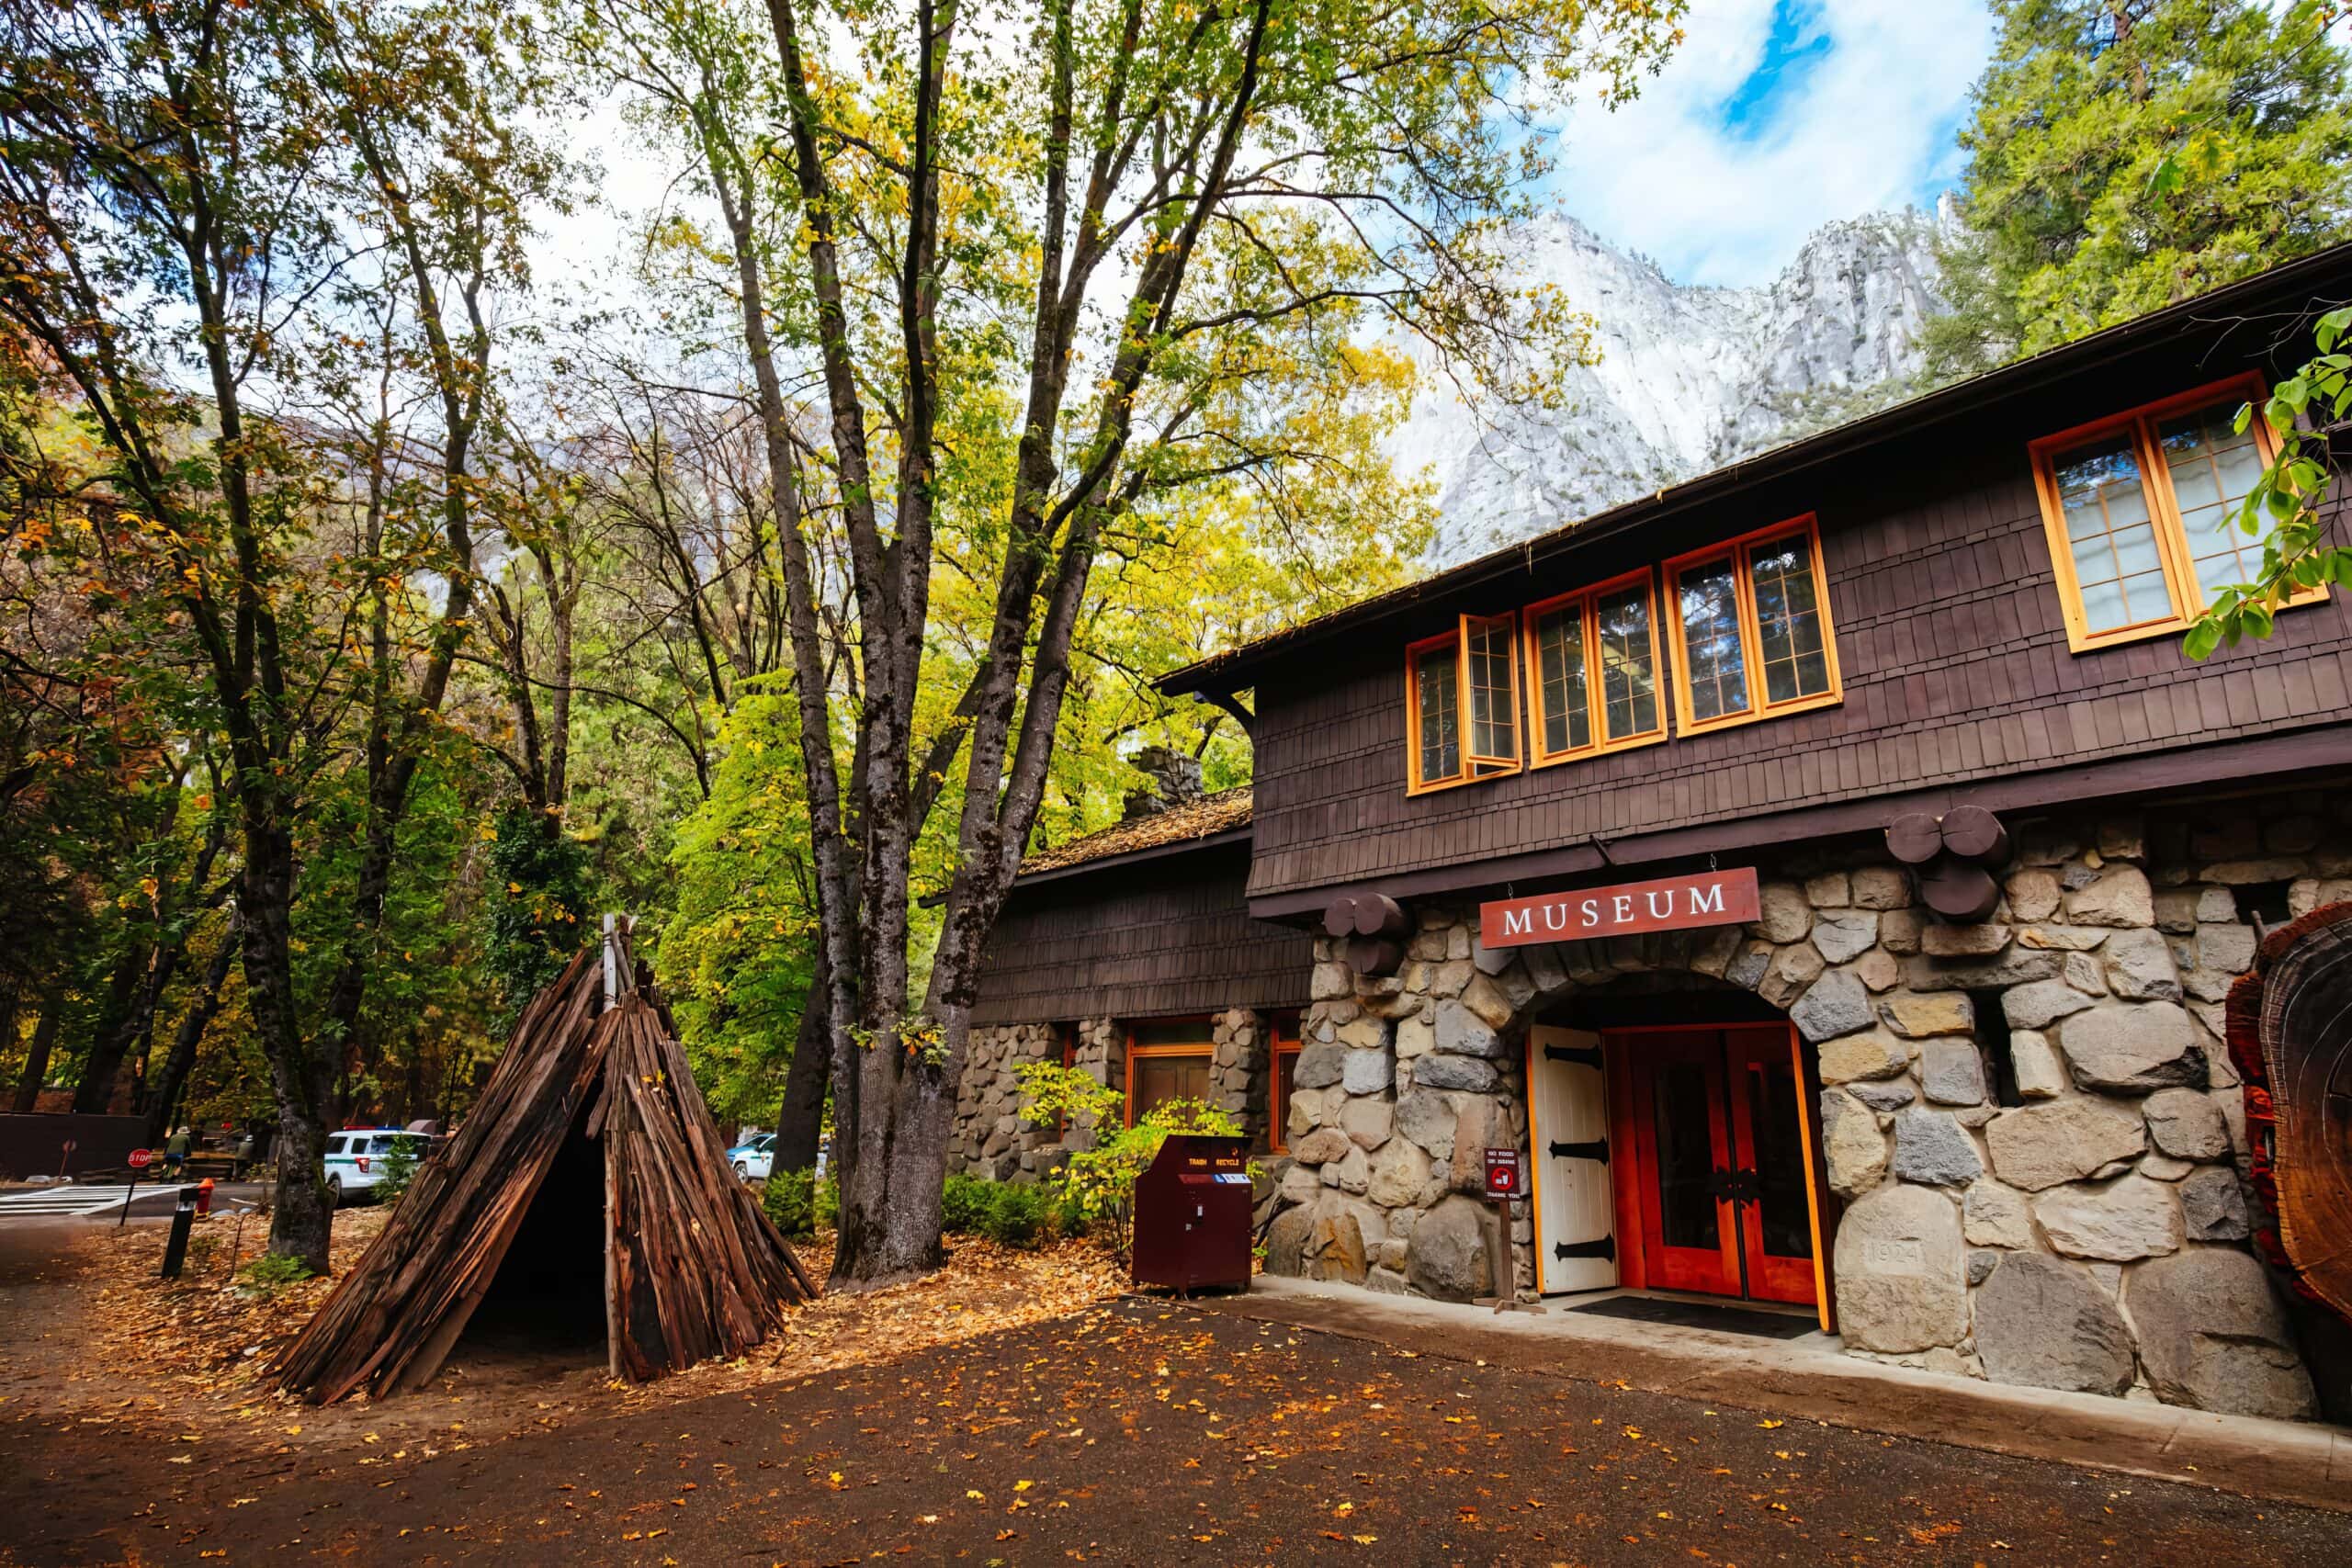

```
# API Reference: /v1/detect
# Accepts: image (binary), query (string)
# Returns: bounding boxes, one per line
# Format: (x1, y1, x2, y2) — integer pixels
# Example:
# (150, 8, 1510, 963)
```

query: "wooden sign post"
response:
(1475, 1147, 1544, 1316)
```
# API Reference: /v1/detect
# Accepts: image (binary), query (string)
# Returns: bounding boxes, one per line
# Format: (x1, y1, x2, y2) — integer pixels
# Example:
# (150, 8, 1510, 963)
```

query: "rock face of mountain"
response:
(1401, 209, 1947, 566)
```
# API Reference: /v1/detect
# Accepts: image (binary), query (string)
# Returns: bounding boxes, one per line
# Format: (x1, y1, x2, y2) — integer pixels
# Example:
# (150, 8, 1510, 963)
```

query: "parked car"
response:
(728, 1134, 775, 1182)
(323, 1128, 429, 1205)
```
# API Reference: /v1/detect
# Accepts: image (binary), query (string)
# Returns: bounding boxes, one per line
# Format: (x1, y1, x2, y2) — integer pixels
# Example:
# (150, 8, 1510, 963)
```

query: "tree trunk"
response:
(71, 947, 149, 1114)
(772, 955, 832, 1175)
(145, 927, 239, 1146)
(245, 816, 335, 1273)
(12, 1000, 62, 1114)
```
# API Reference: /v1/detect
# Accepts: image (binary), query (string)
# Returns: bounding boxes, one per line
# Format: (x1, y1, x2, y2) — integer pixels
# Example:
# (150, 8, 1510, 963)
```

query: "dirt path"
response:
(6, 1296, 2349, 1566)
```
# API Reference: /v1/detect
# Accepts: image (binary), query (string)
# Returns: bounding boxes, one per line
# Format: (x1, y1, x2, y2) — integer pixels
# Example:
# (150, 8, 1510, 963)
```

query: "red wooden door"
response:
(1724, 1028, 1818, 1305)
(1615, 1025, 1820, 1307)
(1624, 1031, 1740, 1295)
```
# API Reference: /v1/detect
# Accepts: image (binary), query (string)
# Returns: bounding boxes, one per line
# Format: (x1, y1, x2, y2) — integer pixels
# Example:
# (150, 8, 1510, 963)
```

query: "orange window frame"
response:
(1404, 613, 1522, 795)
(1125, 1021, 1215, 1128)
(1520, 566, 1668, 768)
(2028, 372, 2319, 654)
(1268, 1013, 1302, 1154)
(1663, 513, 1844, 738)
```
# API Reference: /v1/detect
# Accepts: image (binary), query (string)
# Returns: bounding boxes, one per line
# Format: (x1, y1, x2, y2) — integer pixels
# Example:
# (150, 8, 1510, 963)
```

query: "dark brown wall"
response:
(971, 841, 1313, 1025)
(1247, 327, 2352, 904)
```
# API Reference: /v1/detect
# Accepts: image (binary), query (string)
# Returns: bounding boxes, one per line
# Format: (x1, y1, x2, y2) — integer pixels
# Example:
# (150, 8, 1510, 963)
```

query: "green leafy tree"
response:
(1928, 0, 2352, 377)
(1014, 1061, 1244, 1266)
(487, 802, 594, 1020)
(2183, 306, 2352, 659)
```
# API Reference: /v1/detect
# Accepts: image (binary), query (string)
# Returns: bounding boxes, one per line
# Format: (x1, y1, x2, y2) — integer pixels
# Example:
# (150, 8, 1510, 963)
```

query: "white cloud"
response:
(1548, 0, 1996, 286)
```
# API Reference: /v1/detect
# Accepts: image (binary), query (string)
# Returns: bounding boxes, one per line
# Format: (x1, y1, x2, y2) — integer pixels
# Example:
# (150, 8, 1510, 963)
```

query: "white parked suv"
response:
(323, 1128, 429, 1205)
(728, 1134, 776, 1182)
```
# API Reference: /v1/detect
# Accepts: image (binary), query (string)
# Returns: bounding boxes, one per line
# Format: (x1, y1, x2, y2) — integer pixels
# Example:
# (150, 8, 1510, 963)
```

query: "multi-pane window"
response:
(2030, 375, 2319, 652)
(1405, 615, 1521, 793)
(1269, 1013, 1302, 1153)
(1523, 570, 1667, 766)
(1665, 515, 1841, 735)
(1126, 1019, 1213, 1126)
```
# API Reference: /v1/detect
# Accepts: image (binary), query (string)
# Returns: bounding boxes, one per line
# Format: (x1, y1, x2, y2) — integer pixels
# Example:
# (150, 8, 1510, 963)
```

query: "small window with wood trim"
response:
(1522, 569, 1667, 766)
(1268, 1013, 1302, 1153)
(1126, 1020, 1213, 1126)
(1664, 514, 1842, 736)
(1406, 614, 1521, 793)
(2030, 374, 2320, 652)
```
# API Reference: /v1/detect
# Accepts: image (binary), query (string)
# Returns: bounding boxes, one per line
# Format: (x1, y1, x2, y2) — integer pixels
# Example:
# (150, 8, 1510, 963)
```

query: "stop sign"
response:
(127, 1148, 153, 1169)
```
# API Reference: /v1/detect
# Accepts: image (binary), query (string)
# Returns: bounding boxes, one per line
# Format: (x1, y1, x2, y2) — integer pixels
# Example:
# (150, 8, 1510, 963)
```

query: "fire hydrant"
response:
(195, 1178, 215, 1217)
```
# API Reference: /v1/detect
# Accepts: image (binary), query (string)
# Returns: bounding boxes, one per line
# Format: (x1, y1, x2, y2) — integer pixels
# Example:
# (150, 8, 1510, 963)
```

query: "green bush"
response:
(374, 1136, 423, 1203)
(980, 1182, 1045, 1248)
(239, 1251, 316, 1291)
(762, 1168, 836, 1237)
(941, 1173, 994, 1235)
(1047, 1188, 1089, 1239)
(1012, 1060, 1248, 1265)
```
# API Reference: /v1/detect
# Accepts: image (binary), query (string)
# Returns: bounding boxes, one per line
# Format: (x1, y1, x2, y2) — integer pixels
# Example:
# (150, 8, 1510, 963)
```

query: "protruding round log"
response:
(1939, 804, 2009, 864)
(1321, 894, 1360, 940)
(1349, 892, 1409, 939)
(1885, 812, 1944, 865)
(1346, 936, 1404, 977)
(1918, 858, 2000, 923)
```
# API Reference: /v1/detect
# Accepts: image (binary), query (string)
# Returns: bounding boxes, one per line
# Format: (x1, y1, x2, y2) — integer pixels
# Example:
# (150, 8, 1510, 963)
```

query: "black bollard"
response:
(160, 1186, 198, 1280)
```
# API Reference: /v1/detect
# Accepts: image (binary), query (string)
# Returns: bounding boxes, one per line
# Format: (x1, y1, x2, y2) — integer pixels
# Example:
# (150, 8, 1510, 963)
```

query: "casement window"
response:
(1405, 614, 1521, 794)
(1521, 569, 1668, 766)
(2030, 374, 2320, 653)
(1664, 514, 1842, 736)
(1126, 1020, 1214, 1126)
(1268, 1013, 1302, 1154)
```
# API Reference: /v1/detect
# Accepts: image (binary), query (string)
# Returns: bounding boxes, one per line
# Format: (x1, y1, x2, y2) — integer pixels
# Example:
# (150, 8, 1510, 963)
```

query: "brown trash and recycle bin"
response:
(1131, 1133, 1253, 1295)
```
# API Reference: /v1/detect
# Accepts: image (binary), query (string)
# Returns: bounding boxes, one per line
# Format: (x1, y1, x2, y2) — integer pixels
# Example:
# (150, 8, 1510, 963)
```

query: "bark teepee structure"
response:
(275, 922, 816, 1404)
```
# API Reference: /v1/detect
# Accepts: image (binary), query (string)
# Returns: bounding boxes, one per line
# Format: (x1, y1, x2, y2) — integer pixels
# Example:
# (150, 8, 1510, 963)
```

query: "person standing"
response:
(232, 1129, 254, 1181)
(164, 1123, 191, 1178)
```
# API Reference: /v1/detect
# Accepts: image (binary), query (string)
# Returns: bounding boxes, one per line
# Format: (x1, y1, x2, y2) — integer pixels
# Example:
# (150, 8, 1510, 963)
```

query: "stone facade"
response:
(952, 1010, 1273, 1179)
(1250, 796, 2331, 1422)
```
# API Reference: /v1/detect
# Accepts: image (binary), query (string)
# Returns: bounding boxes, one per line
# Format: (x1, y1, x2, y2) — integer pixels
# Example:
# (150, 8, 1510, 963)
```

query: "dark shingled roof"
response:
(1018, 786, 1253, 877)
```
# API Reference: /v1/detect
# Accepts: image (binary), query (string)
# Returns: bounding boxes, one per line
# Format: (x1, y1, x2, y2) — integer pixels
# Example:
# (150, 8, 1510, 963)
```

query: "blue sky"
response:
(1550, 0, 1997, 286)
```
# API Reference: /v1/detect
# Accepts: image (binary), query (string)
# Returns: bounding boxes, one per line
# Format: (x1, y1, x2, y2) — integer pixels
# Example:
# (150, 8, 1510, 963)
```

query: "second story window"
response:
(2030, 374, 2322, 652)
(1665, 514, 1841, 735)
(1524, 570, 1667, 765)
(1406, 614, 1521, 793)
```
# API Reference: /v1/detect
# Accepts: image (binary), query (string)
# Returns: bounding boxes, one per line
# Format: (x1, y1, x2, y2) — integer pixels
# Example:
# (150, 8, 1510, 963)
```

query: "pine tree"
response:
(1928, 0, 2352, 378)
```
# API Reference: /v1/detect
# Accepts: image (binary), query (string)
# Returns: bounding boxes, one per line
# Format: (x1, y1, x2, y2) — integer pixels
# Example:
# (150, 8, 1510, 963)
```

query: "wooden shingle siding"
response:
(970, 842, 1313, 1025)
(1243, 323, 2352, 907)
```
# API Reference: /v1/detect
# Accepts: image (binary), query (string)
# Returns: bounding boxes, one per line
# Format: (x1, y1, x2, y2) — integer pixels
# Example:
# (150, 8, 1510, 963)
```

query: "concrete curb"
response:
(1194, 1276, 2352, 1513)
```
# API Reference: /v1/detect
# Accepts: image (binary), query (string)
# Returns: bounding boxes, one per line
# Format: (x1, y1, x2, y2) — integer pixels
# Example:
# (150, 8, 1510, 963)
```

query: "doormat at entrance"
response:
(1566, 1295, 1819, 1339)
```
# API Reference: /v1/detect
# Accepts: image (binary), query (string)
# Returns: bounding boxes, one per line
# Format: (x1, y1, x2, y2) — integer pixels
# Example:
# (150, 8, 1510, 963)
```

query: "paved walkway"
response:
(1204, 1275, 2352, 1511)
(6, 1293, 2351, 1565)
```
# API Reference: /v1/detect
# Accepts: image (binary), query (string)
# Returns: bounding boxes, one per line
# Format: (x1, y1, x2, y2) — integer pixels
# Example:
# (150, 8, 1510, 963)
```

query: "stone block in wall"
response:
(2124, 1248, 2317, 1420)
(1394, 1011, 1433, 1059)
(1920, 922, 2010, 957)
(1811, 912, 1879, 964)
(1849, 1077, 1914, 1111)
(1882, 992, 1973, 1038)
(1756, 882, 1813, 943)
(1973, 1252, 2135, 1396)
(2032, 1175, 2182, 1262)
(2179, 1166, 2251, 1241)
(1340, 1098, 1393, 1150)
(1759, 942, 1826, 1007)
(1851, 866, 1912, 910)
(1984, 1098, 2147, 1190)
(1726, 940, 1774, 990)
(1962, 1179, 2032, 1248)
(1903, 949, 2059, 990)
(2142, 1088, 2229, 1161)
(2007, 1031, 2067, 1099)
(2202, 857, 2307, 886)
(1404, 1195, 1496, 1302)
(1432, 998, 1506, 1059)
(1293, 1039, 1347, 1090)
(2055, 1001, 2204, 1092)
(1917, 1042, 1986, 1106)
(1341, 1047, 1393, 1096)
(1364, 1138, 1431, 1208)
(1854, 950, 1898, 992)
(2101, 927, 2180, 1001)
(1890, 1108, 1982, 1187)
(1414, 1053, 1498, 1093)
(1832, 1184, 1966, 1353)
(2064, 867, 2153, 927)
(2006, 869, 2063, 922)
(1820, 1089, 1886, 1199)
(1817, 1027, 1912, 1084)
(1395, 1089, 1454, 1159)
(1291, 1126, 1350, 1164)
(2001, 979, 2093, 1032)
(1879, 908, 1926, 955)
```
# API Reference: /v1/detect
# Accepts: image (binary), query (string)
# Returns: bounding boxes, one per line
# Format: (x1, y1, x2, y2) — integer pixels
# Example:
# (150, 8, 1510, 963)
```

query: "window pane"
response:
(1534, 604, 1591, 754)
(1653, 1062, 1720, 1250)
(2159, 400, 2267, 604)
(1595, 585, 1657, 741)
(1464, 617, 1517, 762)
(1414, 643, 1459, 782)
(2053, 434, 2171, 633)
(1678, 556, 1749, 722)
(1133, 1052, 1211, 1121)
(1747, 536, 1830, 705)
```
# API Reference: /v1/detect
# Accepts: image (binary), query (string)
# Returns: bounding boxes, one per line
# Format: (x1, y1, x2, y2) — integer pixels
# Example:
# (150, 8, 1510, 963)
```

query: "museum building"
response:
(952, 246, 2352, 1423)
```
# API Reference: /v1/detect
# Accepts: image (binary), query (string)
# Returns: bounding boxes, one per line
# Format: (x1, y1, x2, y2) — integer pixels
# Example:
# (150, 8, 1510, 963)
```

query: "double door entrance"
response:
(1530, 1022, 1825, 1311)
